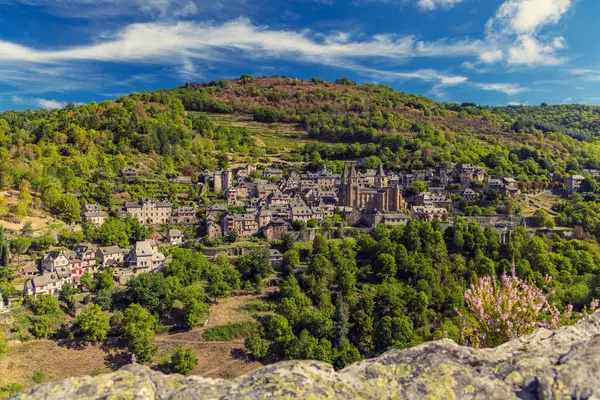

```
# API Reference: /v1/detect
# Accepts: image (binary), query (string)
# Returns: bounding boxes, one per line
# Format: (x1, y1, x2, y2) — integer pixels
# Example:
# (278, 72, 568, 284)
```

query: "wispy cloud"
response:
(12, 95, 68, 109)
(416, 0, 466, 11)
(0, 19, 484, 65)
(1, 0, 200, 19)
(476, 82, 528, 95)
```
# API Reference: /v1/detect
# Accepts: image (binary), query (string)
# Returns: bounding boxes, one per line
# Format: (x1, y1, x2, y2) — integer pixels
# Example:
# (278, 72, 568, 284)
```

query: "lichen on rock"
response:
(13, 311, 600, 399)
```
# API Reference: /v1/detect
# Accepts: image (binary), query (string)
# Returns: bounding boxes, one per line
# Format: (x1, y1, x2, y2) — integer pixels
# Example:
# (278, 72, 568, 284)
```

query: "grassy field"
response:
(520, 190, 563, 216)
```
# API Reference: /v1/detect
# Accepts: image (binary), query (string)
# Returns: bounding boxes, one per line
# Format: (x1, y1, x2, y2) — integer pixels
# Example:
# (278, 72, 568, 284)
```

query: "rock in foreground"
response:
(14, 311, 600, 399)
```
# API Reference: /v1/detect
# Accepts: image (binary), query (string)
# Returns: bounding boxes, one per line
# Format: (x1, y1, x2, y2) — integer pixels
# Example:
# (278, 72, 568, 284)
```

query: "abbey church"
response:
(339, 163, 404, 212)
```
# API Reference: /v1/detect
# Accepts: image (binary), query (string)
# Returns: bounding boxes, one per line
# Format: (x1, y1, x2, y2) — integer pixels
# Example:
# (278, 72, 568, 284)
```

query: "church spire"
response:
(376, 161, 385, 177)
(349, 163, 357, 179)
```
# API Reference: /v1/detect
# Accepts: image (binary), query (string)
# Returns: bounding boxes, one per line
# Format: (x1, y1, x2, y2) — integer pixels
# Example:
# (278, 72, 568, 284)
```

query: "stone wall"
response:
(14, 311, 600, 399)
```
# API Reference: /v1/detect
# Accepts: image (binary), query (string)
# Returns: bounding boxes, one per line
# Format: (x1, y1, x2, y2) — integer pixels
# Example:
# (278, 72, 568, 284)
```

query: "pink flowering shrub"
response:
(461, 265, 598, 348)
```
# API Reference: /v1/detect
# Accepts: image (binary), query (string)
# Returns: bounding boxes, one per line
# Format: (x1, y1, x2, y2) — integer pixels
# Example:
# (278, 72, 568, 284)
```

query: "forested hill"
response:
(170, 76, 600, 173)
(1, 75, 600, 209)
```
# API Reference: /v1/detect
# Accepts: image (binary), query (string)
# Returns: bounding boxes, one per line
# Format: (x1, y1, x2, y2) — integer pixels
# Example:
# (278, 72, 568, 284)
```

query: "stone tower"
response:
(374, 162, 388, 189)
(223, 169, 233, 190)
(347, 163, 360, 208)
(213, 171, 222, 193)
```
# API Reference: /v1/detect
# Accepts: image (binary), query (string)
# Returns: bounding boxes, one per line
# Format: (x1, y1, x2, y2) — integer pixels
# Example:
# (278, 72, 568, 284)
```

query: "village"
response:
(1, 158, 588, 307)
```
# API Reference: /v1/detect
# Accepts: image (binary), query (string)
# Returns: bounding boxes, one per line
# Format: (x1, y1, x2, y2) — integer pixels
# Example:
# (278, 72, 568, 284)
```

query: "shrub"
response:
(171, 346, 198, 376)
(461, 265, 583, 348)
(244, 333, 268, 360)
(32, 370, 45, 384)
(1, 383, 23, 397)
(202, 322, 259, 341)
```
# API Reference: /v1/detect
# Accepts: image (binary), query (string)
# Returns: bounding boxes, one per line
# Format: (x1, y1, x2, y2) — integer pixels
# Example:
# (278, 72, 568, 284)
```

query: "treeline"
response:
(244, 221, 600, 368)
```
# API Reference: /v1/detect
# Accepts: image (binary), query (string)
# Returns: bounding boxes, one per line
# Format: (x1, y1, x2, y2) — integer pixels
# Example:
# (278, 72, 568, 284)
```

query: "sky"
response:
(0, 0, 598, 109)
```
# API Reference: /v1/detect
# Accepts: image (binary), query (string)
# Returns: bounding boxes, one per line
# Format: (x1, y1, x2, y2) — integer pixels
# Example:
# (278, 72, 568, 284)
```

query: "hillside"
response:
(0, 75, 599, 208)
(4, 76, 600, 397)
(14, 310, 600, 400)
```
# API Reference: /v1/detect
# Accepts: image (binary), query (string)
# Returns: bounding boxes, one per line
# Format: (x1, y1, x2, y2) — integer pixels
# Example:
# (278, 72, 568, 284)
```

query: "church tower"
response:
(374, 162, 388, 189)
(348, 163, 360, 208)
(340, 164, 349, 206)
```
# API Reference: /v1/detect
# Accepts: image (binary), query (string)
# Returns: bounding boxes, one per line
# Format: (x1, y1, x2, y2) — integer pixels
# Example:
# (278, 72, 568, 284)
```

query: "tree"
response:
(123, 304, 157, 364)
(312, 235, 329, 256)
(407, 181, 428, 196)
(80, 271, 95, 292)
(244, 332, 268, 360)
(15, 186, 32, 220)
(57, 194, 81, 223)
(34, 295, 60, 315)
(126, 273, 181, 314)
(332, 339, 361, 370)
(0, 331, 7, 358)
(171, 346, 198, 375)
(10, 236, 31, 262)
(0, 197, 8, 219)
(0, 242, 9, 267)
(95, 288, 113, 311)
(532, 208, 555, 229)
(58, 230, 84, 248)
(236, 247, 272, 290)
(75, 304, 110, 342)
(97, 269, 115, 291)
(180, 290, 209, 328)
(282, 233, 296, 252)
(32, 316, 54, 339)
(374, 253, 397, 282)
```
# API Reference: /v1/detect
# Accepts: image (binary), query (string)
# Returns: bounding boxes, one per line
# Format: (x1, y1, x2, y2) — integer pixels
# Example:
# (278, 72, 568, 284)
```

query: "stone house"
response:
(81, 204, 108, 225)
(96, 246, 125, 267)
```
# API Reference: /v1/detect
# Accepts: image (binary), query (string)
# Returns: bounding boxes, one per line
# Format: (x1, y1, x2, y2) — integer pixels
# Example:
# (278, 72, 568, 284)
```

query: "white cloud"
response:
(479, 49, 504, 64)
(508, 100, 528, 105)
(506, 35, 566, 65)
(417, 0, 465, 10)
(12, 95, 68, 109)
(488, 0, 572, 35)
(480, 0, 576, 66)
(0, 19, 484, 74)
(476, 82, 528, 95)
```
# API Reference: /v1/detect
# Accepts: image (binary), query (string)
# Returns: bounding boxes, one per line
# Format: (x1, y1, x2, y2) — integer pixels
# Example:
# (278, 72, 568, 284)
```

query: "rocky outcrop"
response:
(14, 311, 600, 399)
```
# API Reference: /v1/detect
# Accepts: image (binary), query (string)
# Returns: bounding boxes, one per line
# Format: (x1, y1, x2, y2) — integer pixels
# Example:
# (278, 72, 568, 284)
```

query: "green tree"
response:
(407, 181, 428, 196)
(181, 294, 209, 329)
(58, 230, 84, 248)
(34, 295, 60, 315)
(0, 242, 9, 267)
(57, 194, 81, 223)
(97, 269, 115, 291)
(75, 304, 110, 342)
(95, 288, 113, 311)
(281, 233, 296, 252)
(0, 331, 7, 358)
(10, 236, 31, 262)
(0, 197, 8, 219)
(171, 346, 198, 375)
(374, 253, 397, 282)
(244, 332, 268, 360)
(236, 247, 272, 290)
(80, 271, 95, 292)
(532, 208, 555, 229)
(123, 304, 157, 364)
(32, 316, 54, 339)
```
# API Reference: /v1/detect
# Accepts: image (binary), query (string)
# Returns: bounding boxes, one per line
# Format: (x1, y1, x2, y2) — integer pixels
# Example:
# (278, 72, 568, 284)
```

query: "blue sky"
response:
(0, 0, 597, 109)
